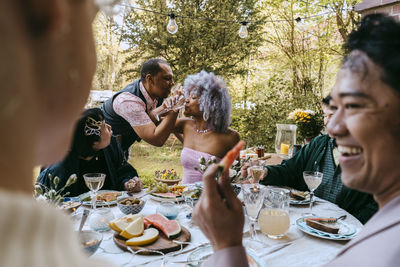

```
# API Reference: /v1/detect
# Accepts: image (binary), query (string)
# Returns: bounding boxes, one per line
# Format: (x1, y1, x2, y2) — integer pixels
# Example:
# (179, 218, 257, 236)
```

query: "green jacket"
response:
(261, 134, 378, 224)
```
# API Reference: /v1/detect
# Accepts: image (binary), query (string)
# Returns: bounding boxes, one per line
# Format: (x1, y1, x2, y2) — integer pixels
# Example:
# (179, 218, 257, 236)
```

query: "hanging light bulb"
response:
(295, 17, 307, 32)
(167, 13, 178, 34)
(238, 21, 248, 39)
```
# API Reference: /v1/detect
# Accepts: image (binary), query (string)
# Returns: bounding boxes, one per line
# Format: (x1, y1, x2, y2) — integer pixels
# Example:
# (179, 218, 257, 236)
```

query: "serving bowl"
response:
(79, 230, 102, 256)
(117, 197, 146, 215)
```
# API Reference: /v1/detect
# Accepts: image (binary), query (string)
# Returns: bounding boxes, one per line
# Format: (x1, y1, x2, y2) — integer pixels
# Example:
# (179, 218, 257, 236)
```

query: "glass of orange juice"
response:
(258, 188, 290, 239)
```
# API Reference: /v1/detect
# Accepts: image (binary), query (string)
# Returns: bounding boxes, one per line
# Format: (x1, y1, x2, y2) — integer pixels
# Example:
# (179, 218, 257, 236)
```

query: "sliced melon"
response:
(109, 214, 142, 233)
(144, 214, 181, 239)
(126, 228, 159, 246)
(120, 217, 144, 239)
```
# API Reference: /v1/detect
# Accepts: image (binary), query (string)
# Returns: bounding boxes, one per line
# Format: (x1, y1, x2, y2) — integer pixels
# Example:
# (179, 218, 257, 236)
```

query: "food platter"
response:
(296, 217, 360, 241)
(113, 226, 191, 255)
(79, 190, 124, 206)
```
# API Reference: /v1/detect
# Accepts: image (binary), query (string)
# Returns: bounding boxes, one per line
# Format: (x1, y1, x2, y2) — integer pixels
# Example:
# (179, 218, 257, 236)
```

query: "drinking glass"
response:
(248, 165, 264, 185)
(154, 95, 186, 121)
(259, 188, 290, 239)
(242, 185, 266, 243)
(303, 171, 323, 216)
(83, 173, 106, 210)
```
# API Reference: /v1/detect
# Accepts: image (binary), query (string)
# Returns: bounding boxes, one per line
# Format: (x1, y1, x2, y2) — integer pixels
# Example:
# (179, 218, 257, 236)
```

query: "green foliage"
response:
(231, 75, 323, 151)
(128, 137, 183, 188)
(121, 0, 266, 82)
(92, 12, 126, 91)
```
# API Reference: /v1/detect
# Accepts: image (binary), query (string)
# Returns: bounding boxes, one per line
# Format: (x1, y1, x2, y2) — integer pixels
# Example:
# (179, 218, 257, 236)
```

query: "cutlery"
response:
(132, 243, 209, 266)
(258, 242, 293, 257)
(128, 188, 157, 198)
(305, 214, 347, 223)
(168, 259, 206, 265)
(78, 209, 90, 232)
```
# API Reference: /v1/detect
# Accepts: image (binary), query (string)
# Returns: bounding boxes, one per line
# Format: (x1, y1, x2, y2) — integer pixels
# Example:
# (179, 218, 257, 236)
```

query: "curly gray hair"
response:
(184, 70, 231, 133)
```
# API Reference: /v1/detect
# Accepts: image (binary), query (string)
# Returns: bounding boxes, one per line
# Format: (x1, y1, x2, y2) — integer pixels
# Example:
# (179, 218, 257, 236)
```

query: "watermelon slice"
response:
(144, 214, 181, 239)
(219, 140, 245, 172)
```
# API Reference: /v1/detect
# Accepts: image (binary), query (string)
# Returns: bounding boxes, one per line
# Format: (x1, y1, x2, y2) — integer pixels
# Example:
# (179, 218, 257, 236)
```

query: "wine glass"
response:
(83, 173, 106, 210)
(154, 95, 186, 121)
(248, 160, 264, 185)
(303, 171, 323, 216)
(242, 184, 266, 252)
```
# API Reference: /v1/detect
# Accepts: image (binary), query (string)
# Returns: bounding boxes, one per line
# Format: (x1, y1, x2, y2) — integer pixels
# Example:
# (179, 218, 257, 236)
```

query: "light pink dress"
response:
(180, 147, 221, 184)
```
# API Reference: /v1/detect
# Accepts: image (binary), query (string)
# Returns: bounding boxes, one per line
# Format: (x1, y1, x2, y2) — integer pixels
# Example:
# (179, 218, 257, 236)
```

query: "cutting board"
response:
(113, 226, 191, 255)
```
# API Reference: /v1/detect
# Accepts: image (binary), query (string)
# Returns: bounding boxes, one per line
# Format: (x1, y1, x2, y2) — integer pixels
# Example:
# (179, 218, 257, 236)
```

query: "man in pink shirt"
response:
(101, 58, 180, 157)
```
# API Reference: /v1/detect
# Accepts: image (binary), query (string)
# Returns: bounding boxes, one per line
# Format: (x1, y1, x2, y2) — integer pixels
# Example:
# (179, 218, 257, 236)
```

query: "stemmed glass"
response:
(248, 161, 264, 185)
(83, 173, 106, 210)
(154, 95, 186, 121)
(242, 184, 266, 252)
(303, 171, 323, 216)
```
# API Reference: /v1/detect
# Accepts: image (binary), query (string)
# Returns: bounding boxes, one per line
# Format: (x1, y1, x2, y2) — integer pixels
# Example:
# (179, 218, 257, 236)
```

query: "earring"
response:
(203, 112, 208, 121)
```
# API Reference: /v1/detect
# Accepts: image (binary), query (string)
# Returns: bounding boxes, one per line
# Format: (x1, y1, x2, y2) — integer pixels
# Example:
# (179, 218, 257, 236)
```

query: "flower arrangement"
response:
(34, 174, 77, 205)
(154, 169, 180, 180)
(288, 109, 323, 141)
(194, 156, 217, 173)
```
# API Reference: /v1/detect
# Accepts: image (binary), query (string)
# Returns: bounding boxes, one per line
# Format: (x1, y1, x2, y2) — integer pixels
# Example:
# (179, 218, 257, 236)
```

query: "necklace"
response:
(195, 125, 210, 134)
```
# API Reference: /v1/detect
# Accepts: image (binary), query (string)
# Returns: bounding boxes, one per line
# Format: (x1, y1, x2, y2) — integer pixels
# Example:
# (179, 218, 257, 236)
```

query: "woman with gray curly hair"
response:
(175, 70, 240, 184)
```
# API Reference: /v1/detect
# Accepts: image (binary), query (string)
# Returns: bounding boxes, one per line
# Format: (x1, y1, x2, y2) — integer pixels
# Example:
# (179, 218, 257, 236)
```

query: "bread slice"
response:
(305, 218, 340, 234)
(290, 189, 308, 200)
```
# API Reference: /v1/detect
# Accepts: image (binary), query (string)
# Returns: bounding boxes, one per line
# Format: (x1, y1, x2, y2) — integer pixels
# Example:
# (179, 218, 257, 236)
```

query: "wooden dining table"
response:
(72, 184, 363, 267)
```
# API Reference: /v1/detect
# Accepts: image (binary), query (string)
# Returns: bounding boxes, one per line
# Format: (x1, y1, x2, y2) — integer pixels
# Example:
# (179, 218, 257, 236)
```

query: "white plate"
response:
(149, 193, 184, 202)
(290, 197, 311, 205)
(296, 217, 360, 240)
(79, 190, 124, 206)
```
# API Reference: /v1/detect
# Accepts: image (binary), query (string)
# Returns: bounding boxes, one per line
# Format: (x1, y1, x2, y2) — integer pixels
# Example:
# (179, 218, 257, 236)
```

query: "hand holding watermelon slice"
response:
(216, 140, 245, 179)
(192, 140, 245, 252)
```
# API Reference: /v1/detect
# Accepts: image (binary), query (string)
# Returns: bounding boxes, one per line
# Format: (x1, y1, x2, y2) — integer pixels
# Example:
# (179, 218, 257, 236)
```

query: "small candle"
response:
(280, 143, 289, 155)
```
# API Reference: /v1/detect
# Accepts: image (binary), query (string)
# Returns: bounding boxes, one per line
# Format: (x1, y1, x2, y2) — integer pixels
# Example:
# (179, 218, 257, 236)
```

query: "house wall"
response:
(355, 0, 400, 21)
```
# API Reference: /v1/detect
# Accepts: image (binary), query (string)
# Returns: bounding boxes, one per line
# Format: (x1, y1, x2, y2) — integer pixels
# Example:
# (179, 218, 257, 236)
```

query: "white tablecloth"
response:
(73, 191, 363, 267)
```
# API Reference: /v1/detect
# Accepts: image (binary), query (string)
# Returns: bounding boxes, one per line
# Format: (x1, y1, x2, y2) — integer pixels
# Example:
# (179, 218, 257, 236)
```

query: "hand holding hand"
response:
(162, 96, 176, 110)
(192, 164, 244, 251)
(124, 176, 142, 193)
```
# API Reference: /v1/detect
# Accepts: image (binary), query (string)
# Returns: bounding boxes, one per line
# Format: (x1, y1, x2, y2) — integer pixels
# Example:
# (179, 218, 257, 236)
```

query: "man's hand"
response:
(124, 176, 142, 193)
(240, 162, 268, 181)
(192, 164, 244, 251)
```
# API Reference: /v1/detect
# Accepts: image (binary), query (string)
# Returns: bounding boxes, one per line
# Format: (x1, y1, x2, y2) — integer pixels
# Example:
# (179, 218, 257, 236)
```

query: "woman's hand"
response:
(124, 176, 142, 193)
(192, 164, 244, 251)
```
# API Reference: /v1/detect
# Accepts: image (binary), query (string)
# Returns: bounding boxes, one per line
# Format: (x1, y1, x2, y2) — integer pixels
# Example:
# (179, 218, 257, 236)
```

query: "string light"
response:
(295, 17, 307, 32)
(238, 21, 249, 38)
(115, 4, 352, 37)
(167, 13, 178, 34)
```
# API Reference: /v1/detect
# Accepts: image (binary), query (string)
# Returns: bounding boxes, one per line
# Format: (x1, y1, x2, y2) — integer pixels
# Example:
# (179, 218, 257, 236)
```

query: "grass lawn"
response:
(128, 136, 183, 187)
